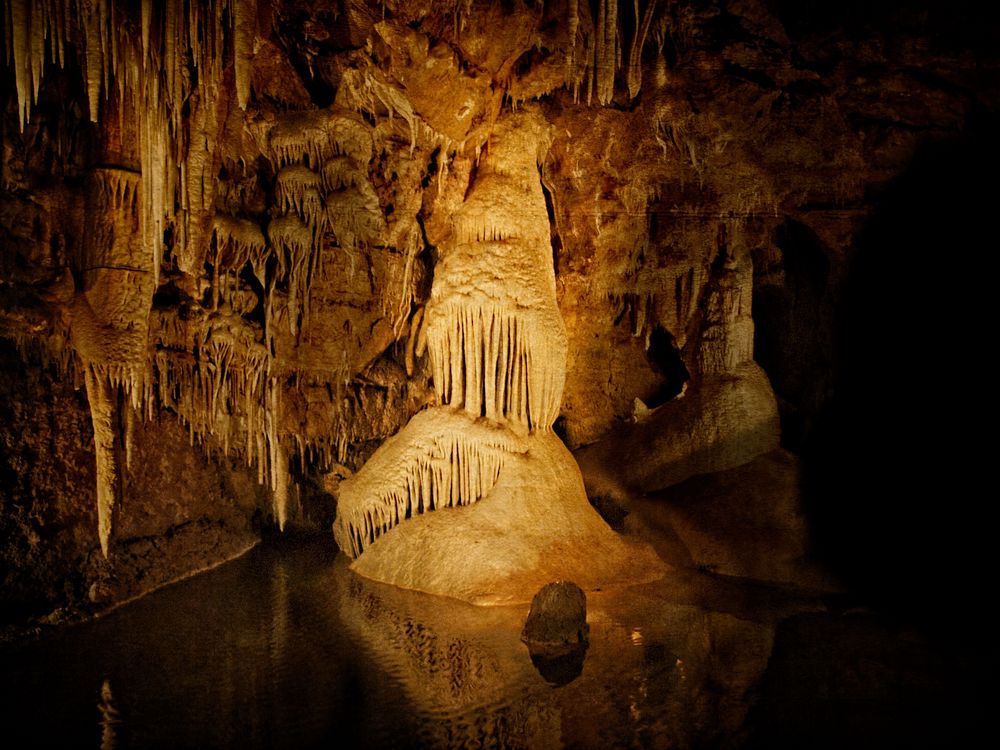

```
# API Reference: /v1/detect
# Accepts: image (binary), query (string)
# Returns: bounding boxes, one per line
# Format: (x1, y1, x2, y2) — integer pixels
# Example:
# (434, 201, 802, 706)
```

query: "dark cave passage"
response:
(802, 112, 999, 636)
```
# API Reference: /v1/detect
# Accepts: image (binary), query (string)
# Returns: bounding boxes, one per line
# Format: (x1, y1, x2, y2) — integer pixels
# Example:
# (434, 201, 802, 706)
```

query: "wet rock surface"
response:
(0, 343, 264, 636)
(521, 581, 589, 653)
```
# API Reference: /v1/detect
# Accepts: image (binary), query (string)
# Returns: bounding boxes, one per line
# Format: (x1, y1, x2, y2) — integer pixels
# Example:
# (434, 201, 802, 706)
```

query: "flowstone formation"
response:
(334, 116, 662, 604)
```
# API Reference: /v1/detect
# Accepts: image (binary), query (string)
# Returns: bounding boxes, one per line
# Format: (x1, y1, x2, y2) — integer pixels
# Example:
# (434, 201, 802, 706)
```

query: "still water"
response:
(0, 539, 981, 749)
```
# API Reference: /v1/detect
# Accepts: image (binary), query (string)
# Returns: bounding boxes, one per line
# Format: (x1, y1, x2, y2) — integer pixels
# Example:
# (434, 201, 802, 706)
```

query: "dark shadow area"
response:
(801, 111, 999, 643)
(528, 643, 588, 686)
(752, 219, 835, 451)
(743, 611, 986, 750)
(645, 325, 690, 408)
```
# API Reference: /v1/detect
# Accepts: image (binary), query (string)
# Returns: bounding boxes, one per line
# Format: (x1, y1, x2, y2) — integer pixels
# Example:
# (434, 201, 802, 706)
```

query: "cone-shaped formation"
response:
(349, 429, 665, 604)
(84, 366, 117, 558)
(338, 115, 569, 567)
(71, 168, 154, 556)
(333, 113, 663, 604)
(333, 408, 528, 558)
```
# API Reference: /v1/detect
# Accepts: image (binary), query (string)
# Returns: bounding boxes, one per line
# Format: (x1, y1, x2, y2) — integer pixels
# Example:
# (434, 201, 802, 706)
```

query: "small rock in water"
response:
(521, 581, 589, 652)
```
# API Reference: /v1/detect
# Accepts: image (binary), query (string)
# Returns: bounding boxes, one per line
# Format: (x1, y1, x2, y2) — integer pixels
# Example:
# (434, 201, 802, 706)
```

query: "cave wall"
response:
(0, 340, 266, 630)
(1, 0, 998, 626)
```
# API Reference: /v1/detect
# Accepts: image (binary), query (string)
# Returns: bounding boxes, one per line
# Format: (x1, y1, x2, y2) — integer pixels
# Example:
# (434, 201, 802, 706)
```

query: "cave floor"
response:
(0, 452, 990, 749)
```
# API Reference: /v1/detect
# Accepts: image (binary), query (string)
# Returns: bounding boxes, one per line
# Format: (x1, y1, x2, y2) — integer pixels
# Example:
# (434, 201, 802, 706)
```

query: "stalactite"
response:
(566, 0, 579, 79)
(322, 157, 363, 192)
(232, 0, 255, 109)
(267, 109, 373, 171)
(405, 306, 425, 377)
(84, 366, 117, 557)
(426, 302, 565, 430)
(338, 69, 452, 156)
(275, 164, 324, 224)
(626, 0, 658, 99)
(3, 0, 257, 285)
(267, 214, 318, 336)
(425, 117, 566, 431)
(595, 0, 618, 105)
(213, 214, 267, 271)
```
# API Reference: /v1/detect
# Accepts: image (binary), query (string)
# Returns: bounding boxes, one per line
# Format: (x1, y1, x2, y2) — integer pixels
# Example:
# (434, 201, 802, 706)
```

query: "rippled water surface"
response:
(0, 540, 983, 749)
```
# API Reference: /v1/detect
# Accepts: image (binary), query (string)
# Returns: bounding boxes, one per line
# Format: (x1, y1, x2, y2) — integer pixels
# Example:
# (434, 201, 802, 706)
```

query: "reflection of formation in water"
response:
(337, 568, 563, 748)
(335, 563, 776, 749)
(98, 678, 121, 750)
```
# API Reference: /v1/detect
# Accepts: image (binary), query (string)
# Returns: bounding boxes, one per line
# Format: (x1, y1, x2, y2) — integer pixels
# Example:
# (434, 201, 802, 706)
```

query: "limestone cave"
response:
(1, 1, 996, 747)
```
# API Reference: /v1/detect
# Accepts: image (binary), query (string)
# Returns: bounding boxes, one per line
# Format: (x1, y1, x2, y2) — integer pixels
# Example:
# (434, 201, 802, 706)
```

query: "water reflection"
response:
(98, 678, 121, 750)
(0, 540, 977, 748)
(527, 643, 587, 686)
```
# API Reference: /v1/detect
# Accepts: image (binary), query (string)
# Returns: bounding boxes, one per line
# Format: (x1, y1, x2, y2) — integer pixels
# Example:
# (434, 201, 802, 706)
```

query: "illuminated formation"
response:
(2, 0, 414, 554)
(425, 119, 568, 430)
(71, 168, 154, 556)
(4, 1, 670, 587)
(334, 115, 660, 603)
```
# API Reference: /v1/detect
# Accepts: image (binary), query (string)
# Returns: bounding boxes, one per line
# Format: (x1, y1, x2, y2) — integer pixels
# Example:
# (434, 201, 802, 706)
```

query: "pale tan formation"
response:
(334, 114, 664, 603)
(70, 169, 154, 556)
(577, 238, 780, 499)
(2, 2, 425, 554)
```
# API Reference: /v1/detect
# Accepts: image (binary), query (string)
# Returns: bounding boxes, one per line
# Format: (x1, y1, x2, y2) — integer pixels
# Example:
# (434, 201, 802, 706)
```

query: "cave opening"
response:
(802, 110, 999, 638)
(644, 325, 690, 408)
(751, 217, 834, 451)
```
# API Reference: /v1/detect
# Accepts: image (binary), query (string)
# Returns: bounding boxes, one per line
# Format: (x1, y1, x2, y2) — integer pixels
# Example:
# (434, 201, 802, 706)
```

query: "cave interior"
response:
(1, 0, 997, 747)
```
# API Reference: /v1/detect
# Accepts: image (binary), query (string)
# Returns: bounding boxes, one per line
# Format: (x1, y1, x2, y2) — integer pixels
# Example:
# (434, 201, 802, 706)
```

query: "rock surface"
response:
(522, 582, 589, 652)
(0, 343, 265, 631)
(579, 362, 780, 497)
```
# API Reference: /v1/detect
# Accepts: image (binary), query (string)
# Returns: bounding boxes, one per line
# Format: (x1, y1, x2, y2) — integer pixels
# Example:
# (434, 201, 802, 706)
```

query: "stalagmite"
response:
(425, 119, 567, 430)
(333, 408, 528, 558)
(328, 108, 665, 603)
